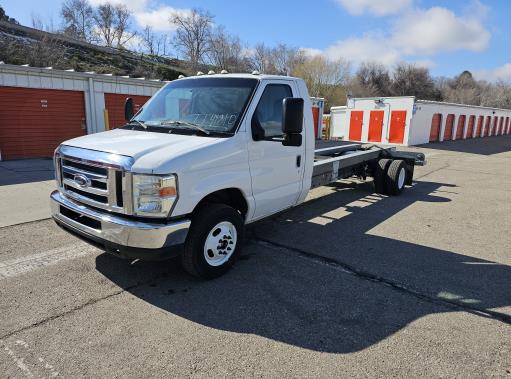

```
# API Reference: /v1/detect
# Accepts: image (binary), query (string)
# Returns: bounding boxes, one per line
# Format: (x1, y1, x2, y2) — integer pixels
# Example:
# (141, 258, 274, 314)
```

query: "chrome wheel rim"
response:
(398, 167, 406, 189)
(203, 221, 237, 266)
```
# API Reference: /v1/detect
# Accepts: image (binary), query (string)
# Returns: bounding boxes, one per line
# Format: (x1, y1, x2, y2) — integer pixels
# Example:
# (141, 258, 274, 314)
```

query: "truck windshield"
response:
(131, 77, 258, 135)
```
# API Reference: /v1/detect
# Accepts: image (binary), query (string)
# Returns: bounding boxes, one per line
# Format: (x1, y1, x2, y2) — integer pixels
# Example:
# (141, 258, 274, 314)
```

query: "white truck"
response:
(50, 73, 426, 279)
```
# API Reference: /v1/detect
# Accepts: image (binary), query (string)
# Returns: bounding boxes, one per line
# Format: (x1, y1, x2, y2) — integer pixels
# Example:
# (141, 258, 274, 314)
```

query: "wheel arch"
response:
(192, 188, 250, 220)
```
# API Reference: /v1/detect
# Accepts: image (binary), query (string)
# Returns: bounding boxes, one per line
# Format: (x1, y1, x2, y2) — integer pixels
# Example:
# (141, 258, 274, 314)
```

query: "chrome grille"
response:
(55, 145, 134, 215)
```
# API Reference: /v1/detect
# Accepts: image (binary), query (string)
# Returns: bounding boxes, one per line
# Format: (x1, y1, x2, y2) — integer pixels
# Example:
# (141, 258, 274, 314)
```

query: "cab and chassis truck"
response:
(50, 73, 426, 279)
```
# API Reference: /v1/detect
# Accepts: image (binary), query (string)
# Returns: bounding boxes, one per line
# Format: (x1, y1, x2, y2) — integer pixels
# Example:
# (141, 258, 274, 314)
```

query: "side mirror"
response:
(282, 97, 304, 134)
(281, 97, 303, 146)
(124, 97, 134, 121)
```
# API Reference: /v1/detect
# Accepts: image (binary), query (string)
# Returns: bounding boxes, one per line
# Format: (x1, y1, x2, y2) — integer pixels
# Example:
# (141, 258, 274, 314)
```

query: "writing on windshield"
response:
(136, 78, 258, 134)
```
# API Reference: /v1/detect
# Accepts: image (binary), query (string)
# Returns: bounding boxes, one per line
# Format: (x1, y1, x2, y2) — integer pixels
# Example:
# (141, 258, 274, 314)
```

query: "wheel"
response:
(386, 160, 407, 196)
(182, 203, 244, 279)
(373, 158, 392, 194)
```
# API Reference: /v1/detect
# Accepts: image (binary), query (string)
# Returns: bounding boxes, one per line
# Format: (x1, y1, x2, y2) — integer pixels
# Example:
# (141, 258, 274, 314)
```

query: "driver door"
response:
(247, 80, 305, 220)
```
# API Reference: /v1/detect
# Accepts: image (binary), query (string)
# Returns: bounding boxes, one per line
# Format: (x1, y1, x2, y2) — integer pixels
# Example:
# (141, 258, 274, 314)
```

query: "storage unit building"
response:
(311, 97, 325, 139)
(328, 96, 511, 146)
(0, 63, 164, 160)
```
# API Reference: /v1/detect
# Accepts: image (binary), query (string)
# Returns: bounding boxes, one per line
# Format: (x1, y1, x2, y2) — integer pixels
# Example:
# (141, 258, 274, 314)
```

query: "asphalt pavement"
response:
(0, 136, 510, 378)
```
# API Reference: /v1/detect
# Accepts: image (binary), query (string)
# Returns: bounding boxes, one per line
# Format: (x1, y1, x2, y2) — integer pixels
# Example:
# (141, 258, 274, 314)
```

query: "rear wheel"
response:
(373, 158, 392, 194)
(386, 159, 407, 196)
(182, 203, 244, 279)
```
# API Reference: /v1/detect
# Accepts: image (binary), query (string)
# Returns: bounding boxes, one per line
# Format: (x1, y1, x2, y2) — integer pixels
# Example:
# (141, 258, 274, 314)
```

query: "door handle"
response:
(296, 155, 301, 167)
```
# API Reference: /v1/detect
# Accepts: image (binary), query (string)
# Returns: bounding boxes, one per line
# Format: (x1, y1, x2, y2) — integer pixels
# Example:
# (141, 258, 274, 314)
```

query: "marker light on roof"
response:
(220, 70, 228, 74)
(252, 70, 260, 75)
(178, 75, 185, 79)
(196, 71, 204, 76)
(208, 70, 215, 75)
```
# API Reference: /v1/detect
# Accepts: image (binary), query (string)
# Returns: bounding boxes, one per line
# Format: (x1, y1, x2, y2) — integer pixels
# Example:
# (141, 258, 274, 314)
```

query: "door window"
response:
(254, 84, 293, 138)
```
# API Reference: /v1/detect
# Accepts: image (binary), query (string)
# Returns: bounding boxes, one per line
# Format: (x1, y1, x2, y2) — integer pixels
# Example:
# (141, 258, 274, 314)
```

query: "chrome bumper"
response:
(50, 190, 190, 250)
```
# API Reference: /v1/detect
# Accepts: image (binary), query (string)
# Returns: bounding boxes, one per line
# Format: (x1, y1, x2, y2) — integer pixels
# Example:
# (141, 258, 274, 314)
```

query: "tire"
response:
(386, 160, 407, 196)
(182, 203, 244, 279)
(373, 158, 392, 194)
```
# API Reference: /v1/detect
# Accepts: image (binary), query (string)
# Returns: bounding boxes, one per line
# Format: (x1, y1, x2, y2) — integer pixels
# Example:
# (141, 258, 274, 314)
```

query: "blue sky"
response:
(2, 0, 510, 81)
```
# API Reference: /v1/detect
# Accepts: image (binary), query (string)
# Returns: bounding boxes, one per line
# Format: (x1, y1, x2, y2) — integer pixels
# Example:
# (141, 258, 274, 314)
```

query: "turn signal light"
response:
(159, 187, 177, 197)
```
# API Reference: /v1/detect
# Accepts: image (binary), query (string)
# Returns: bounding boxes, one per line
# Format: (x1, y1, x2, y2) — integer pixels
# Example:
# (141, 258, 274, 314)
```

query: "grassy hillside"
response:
(0, 20, 187, 80)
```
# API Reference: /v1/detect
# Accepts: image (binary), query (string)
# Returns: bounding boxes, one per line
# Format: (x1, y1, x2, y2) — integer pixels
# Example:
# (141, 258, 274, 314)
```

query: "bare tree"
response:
(94, 3, 135, 48)
(443, 71, 481, 105)
(291, 55, 351, 110)
(141, 25, 157, 55)
(480, 80, 511, 109)
(112, 4, 133, 48)
(208, 26, 248, 72)
(352, 62, 392, 97)
(391, 63, 441, 100)
(292, 55, 350, 95)
(248, 43, 301, 75)
(60, 0, 94, 42)
(171, 8, 213, 70)
(270, 44, 299, 75)
(248, 43, 271, 73)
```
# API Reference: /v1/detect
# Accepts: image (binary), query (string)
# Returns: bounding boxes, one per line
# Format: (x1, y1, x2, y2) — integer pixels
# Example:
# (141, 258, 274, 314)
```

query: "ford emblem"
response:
(73, 174, 91, 188)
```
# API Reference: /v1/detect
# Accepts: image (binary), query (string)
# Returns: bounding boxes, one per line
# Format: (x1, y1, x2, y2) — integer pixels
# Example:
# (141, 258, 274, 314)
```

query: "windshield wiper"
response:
(127, 119, 148, 130)
(159, 120, 211, 135)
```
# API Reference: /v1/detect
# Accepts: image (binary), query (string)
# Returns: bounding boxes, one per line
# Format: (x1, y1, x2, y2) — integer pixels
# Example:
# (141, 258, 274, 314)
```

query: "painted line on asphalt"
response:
(0, 243, 97, 280)
(0, 217, 52, 230)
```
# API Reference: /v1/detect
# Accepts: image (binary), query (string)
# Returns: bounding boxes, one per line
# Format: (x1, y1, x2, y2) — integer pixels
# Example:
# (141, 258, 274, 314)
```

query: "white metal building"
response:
(328, 96, 511, 146)
(0, 63, 164, 159)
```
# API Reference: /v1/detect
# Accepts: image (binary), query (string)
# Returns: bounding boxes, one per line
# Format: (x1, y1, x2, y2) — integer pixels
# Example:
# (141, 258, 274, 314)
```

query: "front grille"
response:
(55, 146, 134, 215)
(64, 184, 108, 203)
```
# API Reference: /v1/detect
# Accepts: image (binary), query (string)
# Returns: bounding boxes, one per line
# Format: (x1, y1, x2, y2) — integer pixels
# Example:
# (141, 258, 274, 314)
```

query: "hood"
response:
(63, 128, 222, 161)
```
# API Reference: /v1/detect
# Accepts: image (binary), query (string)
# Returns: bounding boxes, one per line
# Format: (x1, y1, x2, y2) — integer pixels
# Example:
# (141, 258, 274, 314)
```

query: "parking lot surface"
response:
(0, 137, 510, 378)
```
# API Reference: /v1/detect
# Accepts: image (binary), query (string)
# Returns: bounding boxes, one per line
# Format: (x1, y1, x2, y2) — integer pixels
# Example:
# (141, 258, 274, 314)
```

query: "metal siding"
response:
(389, 110, 407, 144)
(443, 114, 455, 140)
(498, 117, 504, 135)
(483, 116, 490, 137)
(455, 114, 466, 139)
(4, 74, 16, 86)
(368, 110, 384, 142)
(104, 93, 151, 129)
(466, 115, 476, 138)
(348, 111, 364, 141)
(0, 86, 86, 159)
(17, 75, 29, 87)
(476, 116, 484, 137)
(429, 113, 441, 142)
(312, 107, 320, 138)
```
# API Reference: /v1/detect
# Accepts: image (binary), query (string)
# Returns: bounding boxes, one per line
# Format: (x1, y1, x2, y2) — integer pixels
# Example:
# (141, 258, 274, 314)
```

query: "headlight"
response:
(132, 174, 178, 217)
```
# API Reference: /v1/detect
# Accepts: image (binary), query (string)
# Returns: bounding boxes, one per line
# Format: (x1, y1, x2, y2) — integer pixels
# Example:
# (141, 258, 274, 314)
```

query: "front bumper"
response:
(50, 190, 191, 259)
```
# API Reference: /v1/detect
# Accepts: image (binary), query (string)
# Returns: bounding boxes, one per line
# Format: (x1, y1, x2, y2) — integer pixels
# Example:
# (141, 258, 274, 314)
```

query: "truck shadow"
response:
(418, 134, 511, 155)
(95, 179, 511, 353)
(0, 158, 55, 186)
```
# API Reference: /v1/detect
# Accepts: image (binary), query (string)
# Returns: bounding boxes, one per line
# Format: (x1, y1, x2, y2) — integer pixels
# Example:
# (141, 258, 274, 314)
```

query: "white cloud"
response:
(87, 0, 149, 12)
(324, 34, 401, 66)
(336, 0, 413, 16)
(474, 64, 511, 82)
(134, 6, 190, 32)
(391, 7, 490, 55)
(316, 4, 490, 68)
